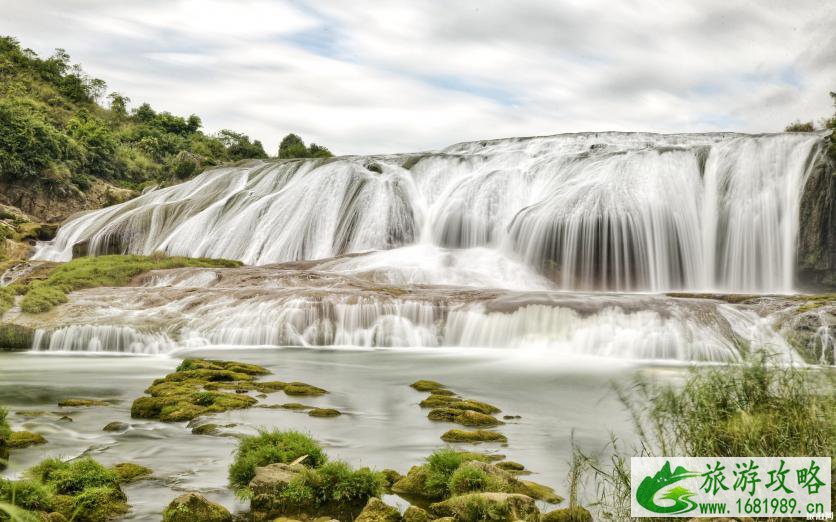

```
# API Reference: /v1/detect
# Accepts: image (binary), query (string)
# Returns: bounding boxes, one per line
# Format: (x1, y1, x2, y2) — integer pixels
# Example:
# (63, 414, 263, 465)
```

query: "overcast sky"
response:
(1, 1, 833, 154)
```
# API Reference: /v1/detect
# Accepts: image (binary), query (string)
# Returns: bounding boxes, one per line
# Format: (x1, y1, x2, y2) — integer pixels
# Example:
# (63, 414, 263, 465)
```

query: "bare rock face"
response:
(797, 140, 836, 291)
(0, 178, 135, 223)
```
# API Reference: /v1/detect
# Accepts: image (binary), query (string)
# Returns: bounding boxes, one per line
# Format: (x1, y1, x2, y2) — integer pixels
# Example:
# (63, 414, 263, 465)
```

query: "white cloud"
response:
(0, 0, 832, 154)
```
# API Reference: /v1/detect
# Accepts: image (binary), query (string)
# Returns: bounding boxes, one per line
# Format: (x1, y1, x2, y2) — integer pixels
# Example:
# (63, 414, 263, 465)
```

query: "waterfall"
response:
(34, 132, 825, 292)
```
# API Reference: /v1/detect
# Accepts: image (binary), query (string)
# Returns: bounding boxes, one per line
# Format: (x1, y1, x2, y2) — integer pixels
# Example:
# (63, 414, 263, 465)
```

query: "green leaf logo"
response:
(636, 461, 701, 514)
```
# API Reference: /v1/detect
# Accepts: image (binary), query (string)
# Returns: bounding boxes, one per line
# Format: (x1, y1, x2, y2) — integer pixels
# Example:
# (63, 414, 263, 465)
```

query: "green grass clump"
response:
(229, 430, 327, 490)
(0, 407, 10, 441)
(28, 457, 120, 495)
(449, 463, 505, 495)
(280, 461, 383, 508)
(0, 479, 54, 511)
(622, 354, 835, 457)
(20, 254, 241, 314)
(424, 448, 469, 498)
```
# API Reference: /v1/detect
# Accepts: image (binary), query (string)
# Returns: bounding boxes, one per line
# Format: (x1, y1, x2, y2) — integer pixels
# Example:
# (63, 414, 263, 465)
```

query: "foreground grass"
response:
(587, 355, 835, 520)
(19, 254, 241, 314)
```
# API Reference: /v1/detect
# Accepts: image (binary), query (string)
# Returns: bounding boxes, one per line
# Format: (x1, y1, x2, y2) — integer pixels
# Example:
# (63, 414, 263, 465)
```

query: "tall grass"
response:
(583, 355, 835, 521)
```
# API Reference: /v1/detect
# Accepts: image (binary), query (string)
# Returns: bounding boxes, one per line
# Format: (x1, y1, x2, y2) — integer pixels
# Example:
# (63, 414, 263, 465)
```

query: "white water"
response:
(35, 132, 825, 293)
(27, 265, 799, 362)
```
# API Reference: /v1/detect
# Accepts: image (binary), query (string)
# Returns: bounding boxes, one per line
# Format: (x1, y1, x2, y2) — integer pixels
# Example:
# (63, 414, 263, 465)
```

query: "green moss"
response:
(131, 358, 270, 422)
(410, 380, 446, 392)
(58, 398, 108, 407)
(0, 287, 14, 317)
(541, 506, 593, 522)
(283, 382, 327, 396)
(163, 492, 232, 522)
(112, 462, 152, 483)
(430, 493, 540, 522)
(428, 408, 502, 427)
(449, 463, 506, 495)
(441, 430, 507, 444)
(191, 423, 220, 435)
(69, 485, 128, 522)
(355, 497, 401, 522)
(0, 323, 34, 351)
(280, 403, 313, 410)
(448, 400, 501, 415)
(496, 461, 524, 472)
(308, 408, 341, 418)
(419, 395, 459, 408)
(229, 430, 327, 491)
(7, 431, 47, 448)
(20, 255, 241, 314)
(276, 461, 384, 511)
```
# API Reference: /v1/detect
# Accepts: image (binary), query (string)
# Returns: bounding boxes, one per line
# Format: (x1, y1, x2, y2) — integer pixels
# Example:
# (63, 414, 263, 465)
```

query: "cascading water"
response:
(21, 131, 830, 362)
(35, 131, 825, 293)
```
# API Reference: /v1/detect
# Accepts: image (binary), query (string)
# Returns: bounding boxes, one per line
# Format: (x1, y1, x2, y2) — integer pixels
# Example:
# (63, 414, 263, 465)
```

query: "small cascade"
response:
(34, 132, 825, 294)
(32, 325, 178, 354)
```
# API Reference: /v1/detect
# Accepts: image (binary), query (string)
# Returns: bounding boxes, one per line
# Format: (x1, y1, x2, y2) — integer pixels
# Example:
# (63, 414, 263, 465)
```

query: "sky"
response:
(0, 0, 833, 155)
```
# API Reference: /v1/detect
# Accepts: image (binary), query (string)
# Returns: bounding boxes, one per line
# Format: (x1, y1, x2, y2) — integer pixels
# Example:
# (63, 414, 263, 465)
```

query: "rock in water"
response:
(355, 497, 402, 522)
(162, 492, 232, 522)
(429, 492, 539, 522)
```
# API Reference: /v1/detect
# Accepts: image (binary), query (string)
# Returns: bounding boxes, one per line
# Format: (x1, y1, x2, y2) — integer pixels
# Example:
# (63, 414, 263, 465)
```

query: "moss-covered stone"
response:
(496, 461, 524, 472)
(429, 492, 540, 522)
(419, 395, 460, 409)
(8, 430, 47, 448)
(429, 388, 456, 397)
(402, 505, 432, 522)
(112, 462, 152, 483)
(440, 429, 507, 444)
(380, 468, 403, 489)
(283, 382, 327, 396)
(162, 492, 232, 522)
(281, 402, 314, 410)
(448, 400, 501, 415)
(58, 398, 108, 407)
(410, 380, 446, 392)
(131, 359, 272, 422)
(427, 408, 502, 427)
(308, 408, 341, 418)
(68, 485, 128, 522)
(355, 497, 401, 522)
(102, 421, 128, 432)
(391, 465, 430, 497)
(0, 323, 34, 351)
(191, 423, 220, 435)
(541, 506, 593, 522)
(518, 480, 562, 504)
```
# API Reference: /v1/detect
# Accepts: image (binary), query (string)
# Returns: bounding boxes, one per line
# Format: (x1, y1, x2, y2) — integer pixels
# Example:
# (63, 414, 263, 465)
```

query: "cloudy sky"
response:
(1, 0, 833, 154)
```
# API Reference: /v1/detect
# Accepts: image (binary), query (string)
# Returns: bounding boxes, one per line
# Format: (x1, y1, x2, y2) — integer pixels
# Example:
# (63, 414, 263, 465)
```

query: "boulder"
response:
(162, 492, 232, 522)
(429, 492, 539, 522)
(354, 498, 401, 522)
(249, 462, 306, 514)
(402, 506, 431, 522)
(541, 506, 593, 522)
(102, 421, 128, 432)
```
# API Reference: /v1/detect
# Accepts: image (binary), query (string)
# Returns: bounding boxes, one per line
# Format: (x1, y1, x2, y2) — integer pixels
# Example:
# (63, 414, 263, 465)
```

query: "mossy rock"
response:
(191, 423, 220, 435)
(176, 358, 269, 376)
(112, 462, 152, 483)
(380, 468, 403, 489)
(102, 421, 129, 432)
(58, 398, 109, 407)
(541, 506, 593, 522)
(410, 380, 446, 392)
(254, 381, 288, 393)
(308, 408, 341, 418)
(448, 400, 500, 415)
(419, 395, 460, 408)
(429, 389, 456, 397)
(429, 492, 540, 522)
(0, 323, 34, 351)
(281, 402, 314, 410)
(283, 382, 327, 396)
(355, 497, 401, 522)
(8, 430, 47, 448)
(391, 465, 430, 497)
(428, 408, 502, 427)
(496, 461, 524, 472)
(403, 505, 432, 522)
(162, 492, 232, 522)
(518, 480, 562, 504)
(440, 429, 507, 444)
(69, 485, 129, 522)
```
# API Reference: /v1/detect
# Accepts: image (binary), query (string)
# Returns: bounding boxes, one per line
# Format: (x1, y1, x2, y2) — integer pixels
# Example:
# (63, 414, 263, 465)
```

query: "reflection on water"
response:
(0, 347, 644, 520)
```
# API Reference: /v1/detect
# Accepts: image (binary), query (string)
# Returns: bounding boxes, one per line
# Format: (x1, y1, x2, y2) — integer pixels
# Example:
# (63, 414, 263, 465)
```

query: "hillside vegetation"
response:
(0, 36, 268, 192)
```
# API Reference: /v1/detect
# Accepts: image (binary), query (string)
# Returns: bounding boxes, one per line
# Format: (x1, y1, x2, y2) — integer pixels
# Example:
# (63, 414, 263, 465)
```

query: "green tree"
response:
(278, 133, 333, 159)
(785, 120, 815, 132)
(217, 129, 267, 160)
(0, 99, 75, 179)
(107, 92, 130, 117)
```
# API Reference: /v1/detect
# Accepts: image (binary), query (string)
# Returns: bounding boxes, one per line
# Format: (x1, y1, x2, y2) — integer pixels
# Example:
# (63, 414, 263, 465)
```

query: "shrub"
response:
(229, 430, 327, 489)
